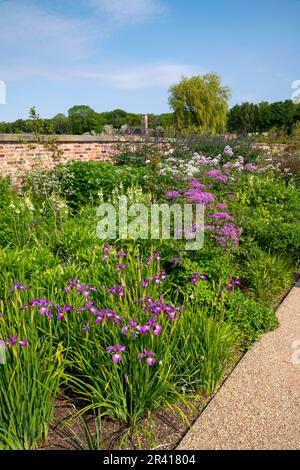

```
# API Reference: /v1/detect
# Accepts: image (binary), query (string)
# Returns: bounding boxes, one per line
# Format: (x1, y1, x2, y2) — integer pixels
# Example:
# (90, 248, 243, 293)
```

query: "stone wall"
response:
(0, 134, 160, 184)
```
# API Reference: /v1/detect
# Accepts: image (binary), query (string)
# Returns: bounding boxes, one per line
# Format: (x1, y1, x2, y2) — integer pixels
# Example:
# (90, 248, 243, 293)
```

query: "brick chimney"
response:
(141, 114, 148, 135)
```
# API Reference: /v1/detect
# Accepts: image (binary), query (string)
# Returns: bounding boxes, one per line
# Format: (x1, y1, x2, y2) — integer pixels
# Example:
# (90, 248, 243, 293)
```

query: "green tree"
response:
(68, 105, 103, 134)
(228, 102, 259, 135)
(52, 113, 71, 134)
(257, 101, 272, 133)
(169, 74, 230, 134)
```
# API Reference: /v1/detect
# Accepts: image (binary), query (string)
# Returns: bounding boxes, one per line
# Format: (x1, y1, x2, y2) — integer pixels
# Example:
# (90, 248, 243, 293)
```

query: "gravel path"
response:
(177, 281, 300, 450)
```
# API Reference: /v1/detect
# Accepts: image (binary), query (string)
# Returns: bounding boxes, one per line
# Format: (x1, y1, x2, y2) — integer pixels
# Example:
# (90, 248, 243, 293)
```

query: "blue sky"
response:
(0, 0, 299, 120)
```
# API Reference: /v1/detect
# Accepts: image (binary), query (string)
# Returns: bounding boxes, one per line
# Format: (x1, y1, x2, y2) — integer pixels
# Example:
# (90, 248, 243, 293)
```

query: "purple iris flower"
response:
(107, 344, 126, 364)
(136, 325, 150, 334)
(146, 357, 156, 366)
(138, 348, 156, 366)
(8, 336, 18, 345)
(107, 284, 125, 297)
(112, 353, 123, 364)
(191, 273, 200, 286)
(7, 336, 27, 347)
(10, 282, 28, 293)
(116, 249, 128, 259)
(153, 324, 162, 336)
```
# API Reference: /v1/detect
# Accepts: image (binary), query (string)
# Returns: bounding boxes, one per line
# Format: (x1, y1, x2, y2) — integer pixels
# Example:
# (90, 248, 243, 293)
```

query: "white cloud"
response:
(89, 0, 166, 24)
(0, 1, 97, 60)
(1, 62, 200, 91)
(77, 63, 200, 90)
(0, 1, 198, 93)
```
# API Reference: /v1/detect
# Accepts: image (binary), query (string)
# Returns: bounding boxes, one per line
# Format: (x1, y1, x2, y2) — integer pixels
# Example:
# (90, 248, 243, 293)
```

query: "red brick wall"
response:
(0, 138, 123, 184)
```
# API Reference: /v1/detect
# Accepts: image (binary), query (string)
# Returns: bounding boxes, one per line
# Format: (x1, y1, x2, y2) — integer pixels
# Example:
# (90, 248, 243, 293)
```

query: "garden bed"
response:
(1, 136, 300, 450)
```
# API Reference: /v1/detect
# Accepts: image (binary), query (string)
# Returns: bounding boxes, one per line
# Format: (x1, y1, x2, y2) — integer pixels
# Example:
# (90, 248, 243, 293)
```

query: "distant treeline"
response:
(228, 100, 300, 136)
(1, 100, 300, 136)
(0, 106, 174, 135)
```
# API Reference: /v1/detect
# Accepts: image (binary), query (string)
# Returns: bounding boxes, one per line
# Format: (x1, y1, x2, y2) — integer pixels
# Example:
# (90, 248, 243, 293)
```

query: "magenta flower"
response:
(210, 212, 233, 221)
(184, 189, 215, 204)
(206, 169, 228, 183)
(216, 203, 228, 210)
(215, 223, 242, 249)
(206, 169, 221, 178)
(165, 190, 181, 199)
(190, 179, 206, 191)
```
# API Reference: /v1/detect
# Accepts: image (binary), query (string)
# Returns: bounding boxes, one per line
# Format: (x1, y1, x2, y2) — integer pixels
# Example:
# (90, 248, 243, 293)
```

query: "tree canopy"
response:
(169, 73, 231, 134)
(228, 100, 300, 135)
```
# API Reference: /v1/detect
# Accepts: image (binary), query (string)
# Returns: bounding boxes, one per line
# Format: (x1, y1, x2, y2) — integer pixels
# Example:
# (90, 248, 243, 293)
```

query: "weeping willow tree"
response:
(169, 73, 231, 135)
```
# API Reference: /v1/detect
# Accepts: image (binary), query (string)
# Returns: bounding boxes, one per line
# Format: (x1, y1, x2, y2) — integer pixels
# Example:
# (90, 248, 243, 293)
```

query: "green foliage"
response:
(228, 102, 259, 135)
(228, 99, 300, 137)
(0, 321, 65, 450)
(225, 292, 278, 347)
(0, 107, 174, 135)
(1, 135, 299, 449)
(169, 73, 230, 134)
(241, 250, 294, 303)
(233, 172, 300, 265)
(68, 105, 104, 134)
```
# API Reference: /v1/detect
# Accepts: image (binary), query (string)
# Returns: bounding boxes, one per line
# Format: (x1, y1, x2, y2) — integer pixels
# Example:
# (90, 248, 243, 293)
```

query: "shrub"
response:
(225, 291, 278, 347)
(241, 250, 294, 303)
